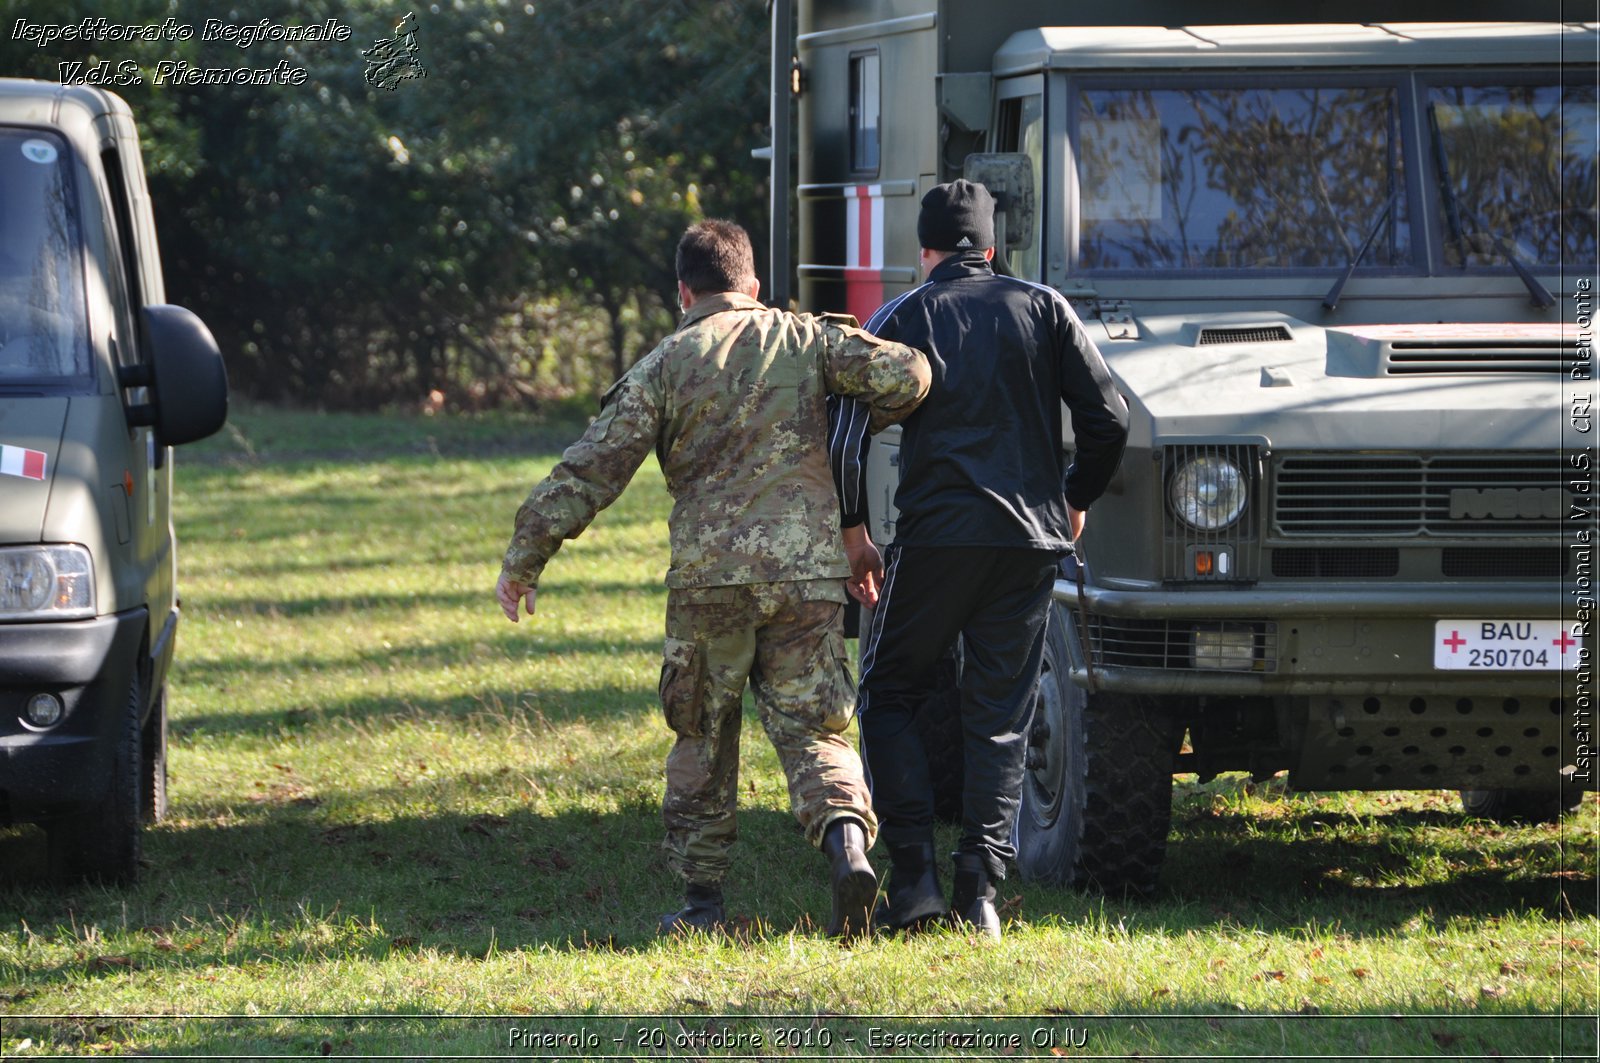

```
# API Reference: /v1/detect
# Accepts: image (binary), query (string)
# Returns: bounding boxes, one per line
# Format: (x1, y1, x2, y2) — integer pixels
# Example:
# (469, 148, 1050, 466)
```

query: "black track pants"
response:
(857, 544, 1058, 880)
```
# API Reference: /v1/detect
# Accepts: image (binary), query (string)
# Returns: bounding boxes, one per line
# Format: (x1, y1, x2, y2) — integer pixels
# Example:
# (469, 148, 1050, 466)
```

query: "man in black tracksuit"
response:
(854, 180, 1128, 939)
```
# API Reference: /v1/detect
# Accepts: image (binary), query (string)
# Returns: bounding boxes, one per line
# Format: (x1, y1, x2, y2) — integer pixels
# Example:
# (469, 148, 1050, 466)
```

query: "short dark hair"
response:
(676, 219, 757, 296)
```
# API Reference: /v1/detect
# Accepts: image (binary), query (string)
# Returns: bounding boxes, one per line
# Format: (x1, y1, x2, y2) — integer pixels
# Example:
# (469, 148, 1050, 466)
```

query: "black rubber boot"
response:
(658, 882, 725, 935)
(950, 852, 1001, 940)
(821, 818, 876, 940)
(870, 841, 946, 932)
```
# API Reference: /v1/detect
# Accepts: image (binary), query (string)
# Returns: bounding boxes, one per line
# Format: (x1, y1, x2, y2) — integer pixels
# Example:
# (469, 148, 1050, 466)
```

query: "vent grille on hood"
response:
(1386, 339, 1580, 374)
(1197, 325, 1293, 346)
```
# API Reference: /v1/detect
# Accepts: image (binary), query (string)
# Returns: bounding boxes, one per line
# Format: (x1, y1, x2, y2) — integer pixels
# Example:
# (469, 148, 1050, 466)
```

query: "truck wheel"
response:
(142, 686, 168, 824)
(1015, 605, 1179, 895)
(48, 677, 144, 883)
(914, 641, 965, 823)
(1460, 786, 1583, 824)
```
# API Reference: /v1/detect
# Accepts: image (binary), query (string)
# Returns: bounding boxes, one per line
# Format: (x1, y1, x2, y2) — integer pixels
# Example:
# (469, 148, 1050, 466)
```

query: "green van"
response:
(0, 79, 226, 881)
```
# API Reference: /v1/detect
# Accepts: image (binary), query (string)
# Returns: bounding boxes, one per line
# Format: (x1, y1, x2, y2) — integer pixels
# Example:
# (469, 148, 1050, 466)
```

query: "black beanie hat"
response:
(917, 179, 995, 252)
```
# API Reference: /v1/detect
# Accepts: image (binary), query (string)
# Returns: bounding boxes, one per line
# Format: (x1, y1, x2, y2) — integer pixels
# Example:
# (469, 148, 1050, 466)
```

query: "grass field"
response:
(2, 405, 1597, 1059)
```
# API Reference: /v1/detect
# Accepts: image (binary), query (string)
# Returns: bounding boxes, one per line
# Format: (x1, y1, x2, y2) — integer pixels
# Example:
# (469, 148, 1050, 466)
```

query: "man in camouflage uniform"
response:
(496, 220, 929, 938)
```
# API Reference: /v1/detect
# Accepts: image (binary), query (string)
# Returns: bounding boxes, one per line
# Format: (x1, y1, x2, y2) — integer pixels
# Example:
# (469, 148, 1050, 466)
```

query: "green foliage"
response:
(0, 406, 1596, 1057)
(0, 0, 771, 406)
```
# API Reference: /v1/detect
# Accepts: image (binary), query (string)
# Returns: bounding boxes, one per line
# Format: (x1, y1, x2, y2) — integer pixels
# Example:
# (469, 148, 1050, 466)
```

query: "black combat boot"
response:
(950, 852, 1001, 940)
(658, 882, 725, 934)
(871, 841, 946, 932)
(821, 818, 876, 939)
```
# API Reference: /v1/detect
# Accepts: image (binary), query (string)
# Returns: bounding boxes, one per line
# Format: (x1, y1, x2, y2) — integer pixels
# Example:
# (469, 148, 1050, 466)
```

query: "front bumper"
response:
(1053, 578, 1584, 698)
(0, 608, 148, 822)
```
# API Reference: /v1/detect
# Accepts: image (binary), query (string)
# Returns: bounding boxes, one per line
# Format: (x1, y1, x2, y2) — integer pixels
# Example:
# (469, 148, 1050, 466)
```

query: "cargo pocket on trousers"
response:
(659, 637, 706, 737)
(821, 630, 857, 734)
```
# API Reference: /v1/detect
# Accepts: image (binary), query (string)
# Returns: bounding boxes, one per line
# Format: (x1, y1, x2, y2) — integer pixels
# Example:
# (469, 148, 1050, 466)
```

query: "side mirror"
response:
(963, 153, 1036, 253)
(121, 305, 229, 447)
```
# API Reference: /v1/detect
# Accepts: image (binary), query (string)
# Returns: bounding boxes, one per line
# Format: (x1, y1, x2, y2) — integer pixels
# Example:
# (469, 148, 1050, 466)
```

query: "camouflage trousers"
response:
(658, 579, 878, 887)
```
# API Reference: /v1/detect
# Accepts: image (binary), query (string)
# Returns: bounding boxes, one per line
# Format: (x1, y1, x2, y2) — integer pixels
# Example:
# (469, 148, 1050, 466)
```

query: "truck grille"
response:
(1273, 453, 1567, 538)
(1198, 325, 1292, 345)
(1385, 339, 1583, 374)
(1085, 615, 1278, 673)
(1271, 547, 1399, 578)
(1441, 546, 1568, 578)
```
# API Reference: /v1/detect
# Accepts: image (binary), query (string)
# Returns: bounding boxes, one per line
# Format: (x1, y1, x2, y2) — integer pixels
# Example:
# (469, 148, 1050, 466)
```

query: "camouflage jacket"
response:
(502, 292, 930, 589)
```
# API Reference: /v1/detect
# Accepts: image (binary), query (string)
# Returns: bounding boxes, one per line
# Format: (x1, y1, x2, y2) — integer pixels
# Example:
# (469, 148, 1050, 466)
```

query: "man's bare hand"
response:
(1067, 504, 1086, 544)
(496, 572, 537, 622)
(842, 523, 884, 606)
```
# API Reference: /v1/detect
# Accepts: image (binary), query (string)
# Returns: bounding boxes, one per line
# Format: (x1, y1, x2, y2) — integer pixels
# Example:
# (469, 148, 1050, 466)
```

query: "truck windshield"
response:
(0, 129, 89, 383)
(1427, 81, 1598, 270)
(1073, 76, 1597, 277)
(1075, 83, 1409, 272)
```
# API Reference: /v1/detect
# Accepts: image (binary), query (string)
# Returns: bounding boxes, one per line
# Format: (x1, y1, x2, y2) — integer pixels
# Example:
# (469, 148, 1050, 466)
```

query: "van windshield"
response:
(0, 129, 89, 383)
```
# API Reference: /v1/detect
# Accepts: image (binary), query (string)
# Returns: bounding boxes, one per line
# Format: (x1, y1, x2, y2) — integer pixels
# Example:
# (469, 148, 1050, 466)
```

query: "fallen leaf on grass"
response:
(523, 848, 572, 871)
(321, 824, 375, 846)
(88, 955, 138, 972)
(1352, 968, 1370, 979)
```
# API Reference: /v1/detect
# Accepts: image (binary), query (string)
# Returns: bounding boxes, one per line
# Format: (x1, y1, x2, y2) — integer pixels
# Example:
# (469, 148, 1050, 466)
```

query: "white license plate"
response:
(1433, 620, 1582, 671)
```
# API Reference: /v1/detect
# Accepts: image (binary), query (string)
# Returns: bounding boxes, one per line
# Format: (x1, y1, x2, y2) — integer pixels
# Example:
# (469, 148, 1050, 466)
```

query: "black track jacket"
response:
(846, 251, 1129, 551)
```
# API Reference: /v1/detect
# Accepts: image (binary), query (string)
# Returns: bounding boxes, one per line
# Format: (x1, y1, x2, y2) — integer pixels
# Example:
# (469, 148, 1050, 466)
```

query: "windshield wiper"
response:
(1323, 187, 1397, 311)
(1425, 102, 1555, 309)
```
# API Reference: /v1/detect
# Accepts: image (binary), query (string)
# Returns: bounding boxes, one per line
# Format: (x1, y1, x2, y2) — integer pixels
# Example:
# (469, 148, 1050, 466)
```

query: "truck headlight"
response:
(0, 545, 95, 620)
(1168, 456, 1248, 531)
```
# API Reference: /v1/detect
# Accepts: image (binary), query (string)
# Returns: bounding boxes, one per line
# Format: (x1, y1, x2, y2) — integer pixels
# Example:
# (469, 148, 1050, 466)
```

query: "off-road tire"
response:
(1460, 786, 1583, 824)
(47, 677, 143, 882)
(142, 685, 168, 824)
(1015, 604, 1180, 895)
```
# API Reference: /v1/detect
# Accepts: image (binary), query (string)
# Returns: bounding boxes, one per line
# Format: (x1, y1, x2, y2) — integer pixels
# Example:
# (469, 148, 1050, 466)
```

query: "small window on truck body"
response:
(849, 51, 880, 175)
(0, 128, 91, 386)
(1069, 76, 1413, 275)
(995, 88, 1044, 280)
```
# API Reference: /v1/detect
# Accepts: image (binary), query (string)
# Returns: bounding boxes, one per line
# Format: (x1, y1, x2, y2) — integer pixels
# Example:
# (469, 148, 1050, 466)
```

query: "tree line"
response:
(0, 0, 771, 410)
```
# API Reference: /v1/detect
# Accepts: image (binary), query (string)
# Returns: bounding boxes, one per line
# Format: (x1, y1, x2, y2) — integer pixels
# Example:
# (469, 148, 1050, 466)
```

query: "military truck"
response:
(0, 79, 227, 881)
(774, 2, 1596, 892)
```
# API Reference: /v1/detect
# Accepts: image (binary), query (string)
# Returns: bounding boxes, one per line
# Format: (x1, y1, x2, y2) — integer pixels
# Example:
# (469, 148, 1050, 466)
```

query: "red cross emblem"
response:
(1553, 630, 1577, 654)
(1442, 630, 1466, 653)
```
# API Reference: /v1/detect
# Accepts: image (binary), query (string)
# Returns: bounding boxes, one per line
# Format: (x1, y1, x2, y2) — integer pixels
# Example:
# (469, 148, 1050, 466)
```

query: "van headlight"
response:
(0, 545, 95, 620)
(1168, 456, 1248, 531)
